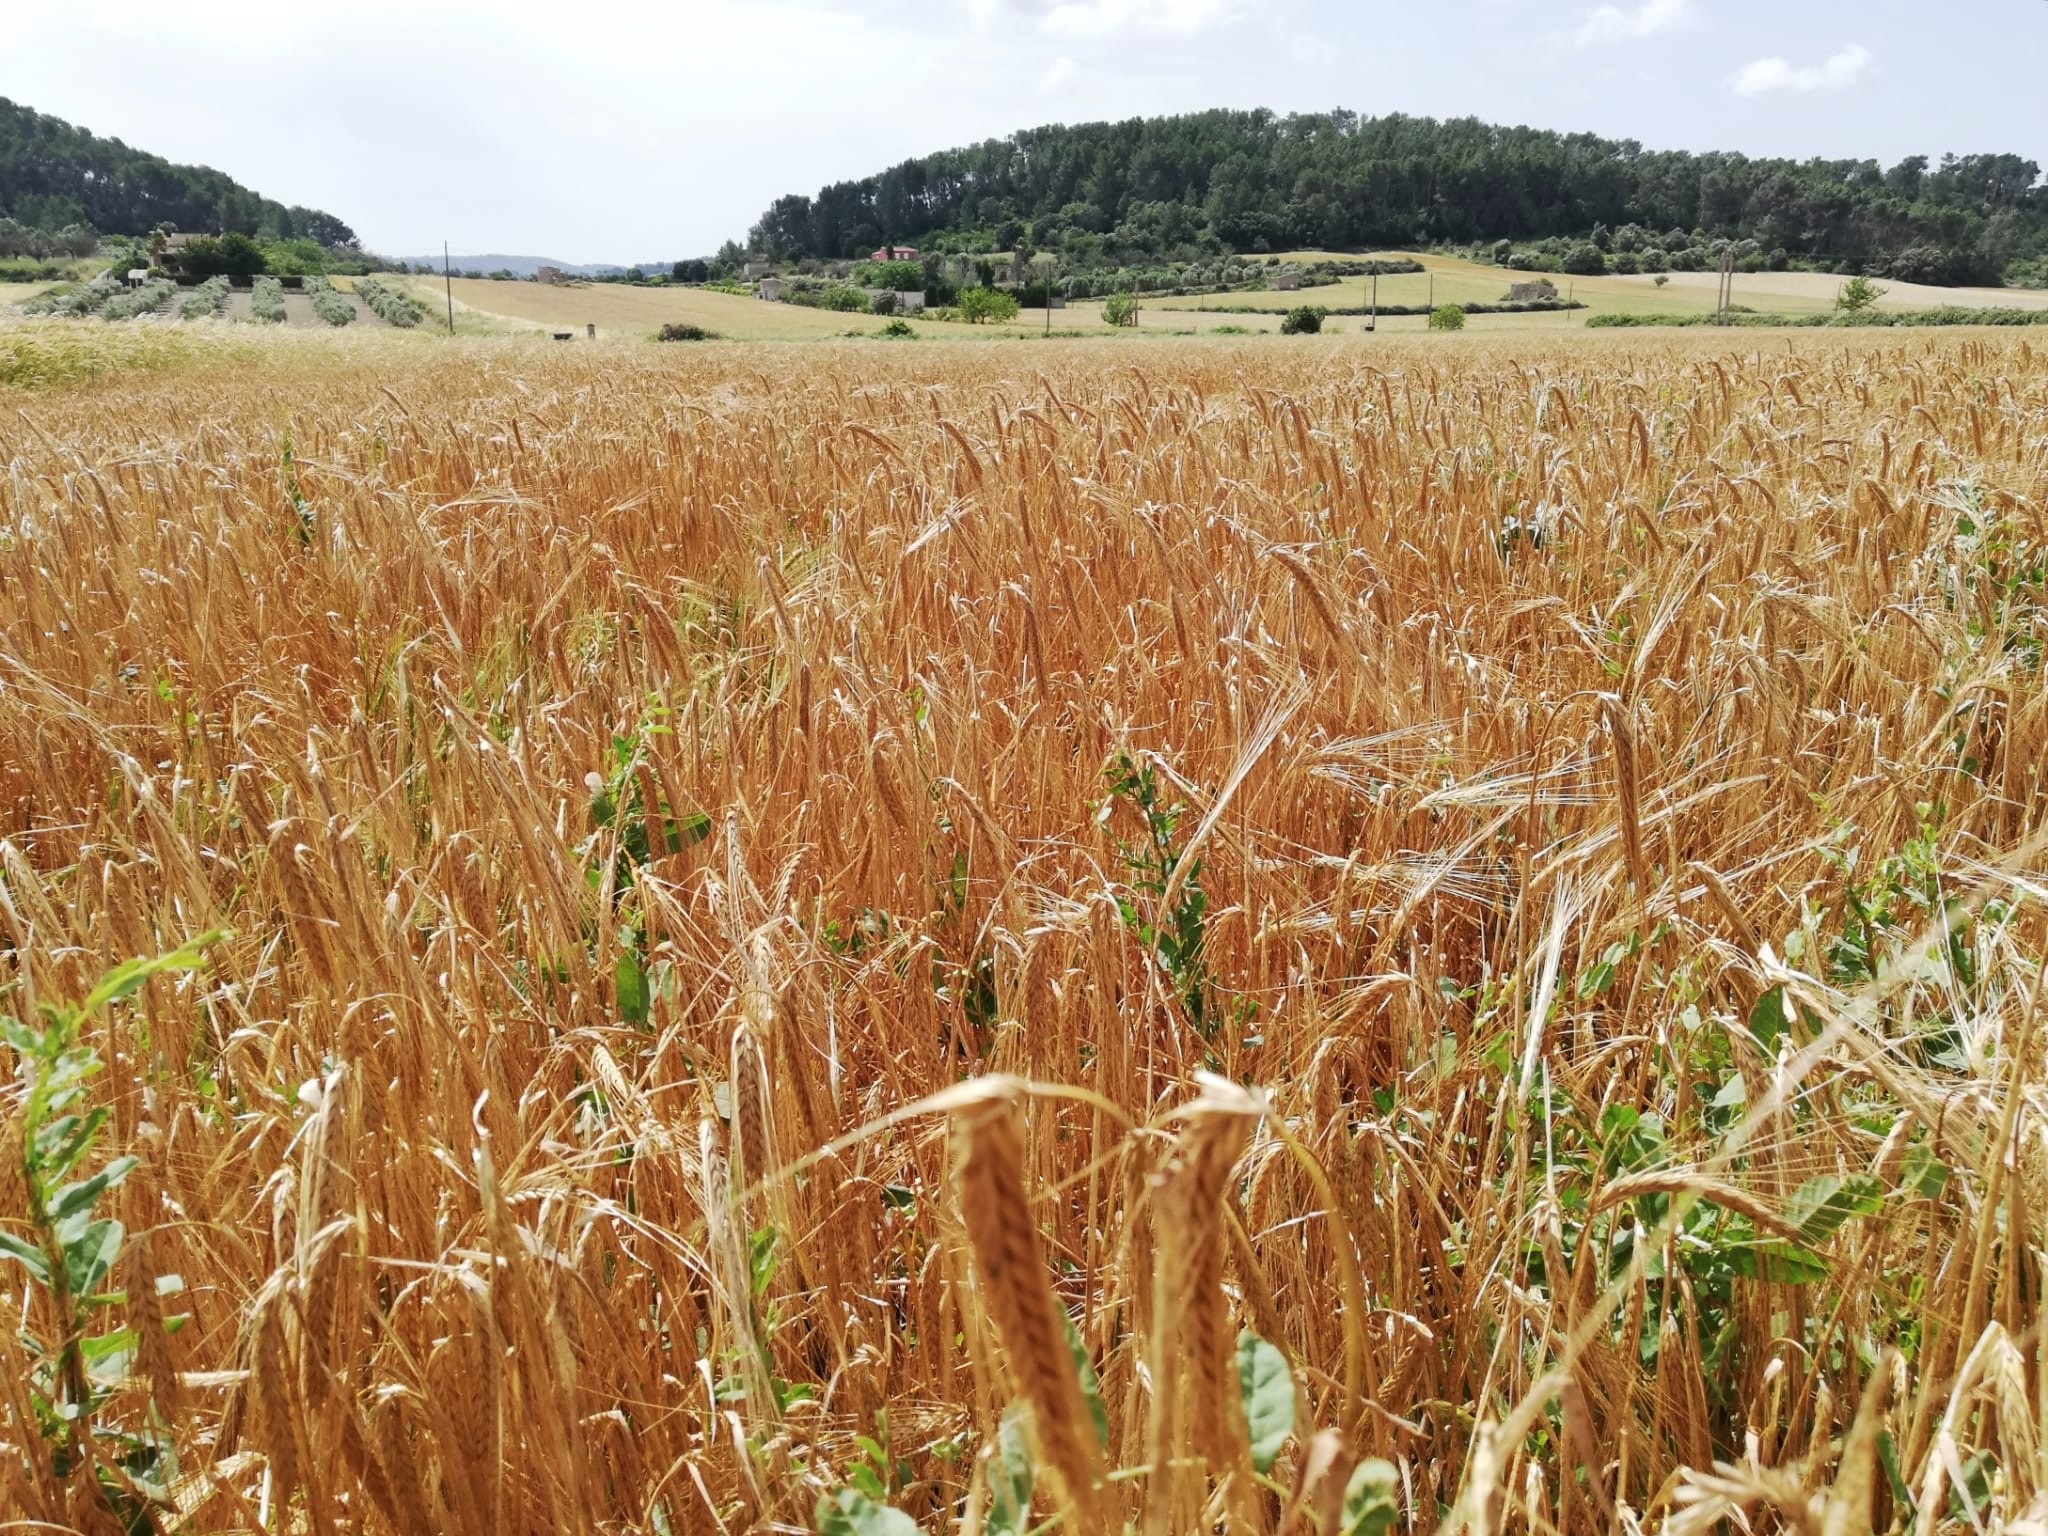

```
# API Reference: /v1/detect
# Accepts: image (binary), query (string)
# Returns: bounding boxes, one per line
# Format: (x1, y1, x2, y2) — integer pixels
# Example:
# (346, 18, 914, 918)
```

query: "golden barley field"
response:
(4, 329, 2048, 1536)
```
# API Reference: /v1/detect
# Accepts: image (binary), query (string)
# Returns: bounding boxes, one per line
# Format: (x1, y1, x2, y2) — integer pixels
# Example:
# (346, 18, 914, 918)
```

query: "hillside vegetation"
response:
(749, 109, 2048, 286)
(3, 332, 2048, 1536)
(0, 96, 355, 248)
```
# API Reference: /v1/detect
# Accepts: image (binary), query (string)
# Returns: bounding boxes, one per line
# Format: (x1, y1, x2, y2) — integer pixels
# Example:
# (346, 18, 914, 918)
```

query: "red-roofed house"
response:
(869, 245, 919, 262)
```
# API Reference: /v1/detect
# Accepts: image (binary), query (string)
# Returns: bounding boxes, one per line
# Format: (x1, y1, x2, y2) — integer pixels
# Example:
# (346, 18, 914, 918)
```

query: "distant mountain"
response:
(398, 254, 692, 278)
(749, 108, 2048, 286)
(0, 97, 354, 246)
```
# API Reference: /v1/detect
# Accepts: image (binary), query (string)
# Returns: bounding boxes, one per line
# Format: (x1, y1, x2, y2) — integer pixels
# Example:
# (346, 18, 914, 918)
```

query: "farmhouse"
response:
(869, 245, 919, 262)
(151, 232, 205, 271)
(757, 277, 784, 301)
(1269, 270, 1302, 291)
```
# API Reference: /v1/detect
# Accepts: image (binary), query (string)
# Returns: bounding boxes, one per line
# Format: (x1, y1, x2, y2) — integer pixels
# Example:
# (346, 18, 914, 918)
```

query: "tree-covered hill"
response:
(0, 97, 356, 249)
(748, 110, 2048, 286)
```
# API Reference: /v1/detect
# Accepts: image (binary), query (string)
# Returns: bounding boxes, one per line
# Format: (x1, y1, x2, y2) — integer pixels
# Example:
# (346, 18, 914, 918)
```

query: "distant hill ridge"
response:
(397, 255, 696, 278)
(748, 108, 2048, 286)
(0, 97, 355, 246)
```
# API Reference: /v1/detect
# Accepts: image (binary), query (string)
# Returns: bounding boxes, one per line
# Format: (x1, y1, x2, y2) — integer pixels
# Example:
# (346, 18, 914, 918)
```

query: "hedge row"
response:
(250, 277, 287, 324)
(355, 278, 427, 328)
(305, 276, 356, 327)
(1585, 308, 2048, 329)
(98, 278, 176, 322)
(179, 277, 230, 320)
(1209, 299, 1587, 318)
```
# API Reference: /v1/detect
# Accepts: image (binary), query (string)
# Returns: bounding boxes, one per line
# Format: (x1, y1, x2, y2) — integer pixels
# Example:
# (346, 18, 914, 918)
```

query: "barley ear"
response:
(953, 1089, 1108, 1533)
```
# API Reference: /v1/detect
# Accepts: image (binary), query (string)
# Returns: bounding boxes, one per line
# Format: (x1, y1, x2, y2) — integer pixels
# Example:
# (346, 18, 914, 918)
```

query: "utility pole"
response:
(1368, 271, 1378, 333)
(443, 241, 455, 335)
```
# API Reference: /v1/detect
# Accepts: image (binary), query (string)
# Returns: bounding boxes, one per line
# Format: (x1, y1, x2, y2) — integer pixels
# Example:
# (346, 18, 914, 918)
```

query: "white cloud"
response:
(1572, 0, 1691, 47)
(983, 0, 1243, 39)
(1038, 55, 1080, 91)
(1730, 42, 1872, 95)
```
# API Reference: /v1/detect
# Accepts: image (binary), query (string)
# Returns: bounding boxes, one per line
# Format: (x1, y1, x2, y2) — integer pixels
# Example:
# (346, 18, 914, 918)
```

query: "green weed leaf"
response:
(50, 1156, 139, 1222)
(1236, 1331, 1295, 1473)
(816, 1486, 920, 1536)
(1341, 1458, 1400, 1536)
(1901, 1145, 1949, 1199)
(1748, 986, 1788, 1051)
(987, 1403, 1035, 1536)
(616, 951, 650, 1026)
(1785, 1174, 1884, 1244)
(0, 1230, 51, 1284)
(1059, 1309, 1109, 1450)
(1731, 1240, 1830, 1285)
(79, 930, 226, 1016)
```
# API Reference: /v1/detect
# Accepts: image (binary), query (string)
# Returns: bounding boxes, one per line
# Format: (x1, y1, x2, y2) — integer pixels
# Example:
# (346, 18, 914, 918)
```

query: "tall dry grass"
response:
(2, 331, 2048, 1533)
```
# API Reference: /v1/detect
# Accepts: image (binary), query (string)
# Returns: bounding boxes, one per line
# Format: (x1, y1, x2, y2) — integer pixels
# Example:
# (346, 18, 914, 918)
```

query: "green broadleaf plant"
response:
(1, 930, 225, 1523)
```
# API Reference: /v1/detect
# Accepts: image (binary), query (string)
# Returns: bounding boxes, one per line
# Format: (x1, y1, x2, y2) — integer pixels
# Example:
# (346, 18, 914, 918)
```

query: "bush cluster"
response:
(97, 278, 176, 322)
(656, 323, 718, 341)
(1278, 306, 1325, 335)
(249, 277, 287, 324)
(782, 281, 874, 313)
(958, 287, 1021, 324)
(178, 276, 230, 320)
(1584, 307, 2048, 329)
(304, 276, 355, 327)
(0, 217, 99, 261)
(355, 278, 427, 328)
(173, 233, 268, 279)
(24, 275, 123, 317)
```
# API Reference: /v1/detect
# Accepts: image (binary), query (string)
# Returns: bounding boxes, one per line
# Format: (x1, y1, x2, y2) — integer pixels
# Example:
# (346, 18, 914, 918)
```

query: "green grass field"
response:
(0, 280, 56, 309)
(19, 254, 2046, 349)
(1147, 251, 2048, 329)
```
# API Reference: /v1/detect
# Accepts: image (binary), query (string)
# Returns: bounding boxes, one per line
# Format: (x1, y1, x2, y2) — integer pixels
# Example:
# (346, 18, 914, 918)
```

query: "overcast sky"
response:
(7, 0, 2044, 262)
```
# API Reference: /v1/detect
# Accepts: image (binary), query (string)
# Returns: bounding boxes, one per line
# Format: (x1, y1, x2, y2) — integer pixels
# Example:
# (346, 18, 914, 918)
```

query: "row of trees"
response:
(0, 216, 96, 260)
(0, 97, 356, 250)
(748, 110, 2047, 285)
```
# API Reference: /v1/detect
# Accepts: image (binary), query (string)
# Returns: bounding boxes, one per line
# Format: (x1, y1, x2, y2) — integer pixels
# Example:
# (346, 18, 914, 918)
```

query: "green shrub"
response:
(304, 276, 355, 326)
(98, 279, 176, 322)
(355, 278, 427, 328)
(854, 260, 924, 291)
(959, 287, 1020, 324)
(179, 276, 230, 320)
(1210, 324, 1255, 335)
(1101, 291, 1139, 327)
(25, 276, 122, 317)
(249, 277, 287, 324)
(1587, 307, 2048, 330)
(1428, 304, 1467, 332)
(877, 318, 916, 339)
(1278, 306, 1325, 335)
(175, 232, 268, 279)
(1560, 244, 1607, 276)
(656, 323, 718, 341)
(1836, 275, 1885, 314)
